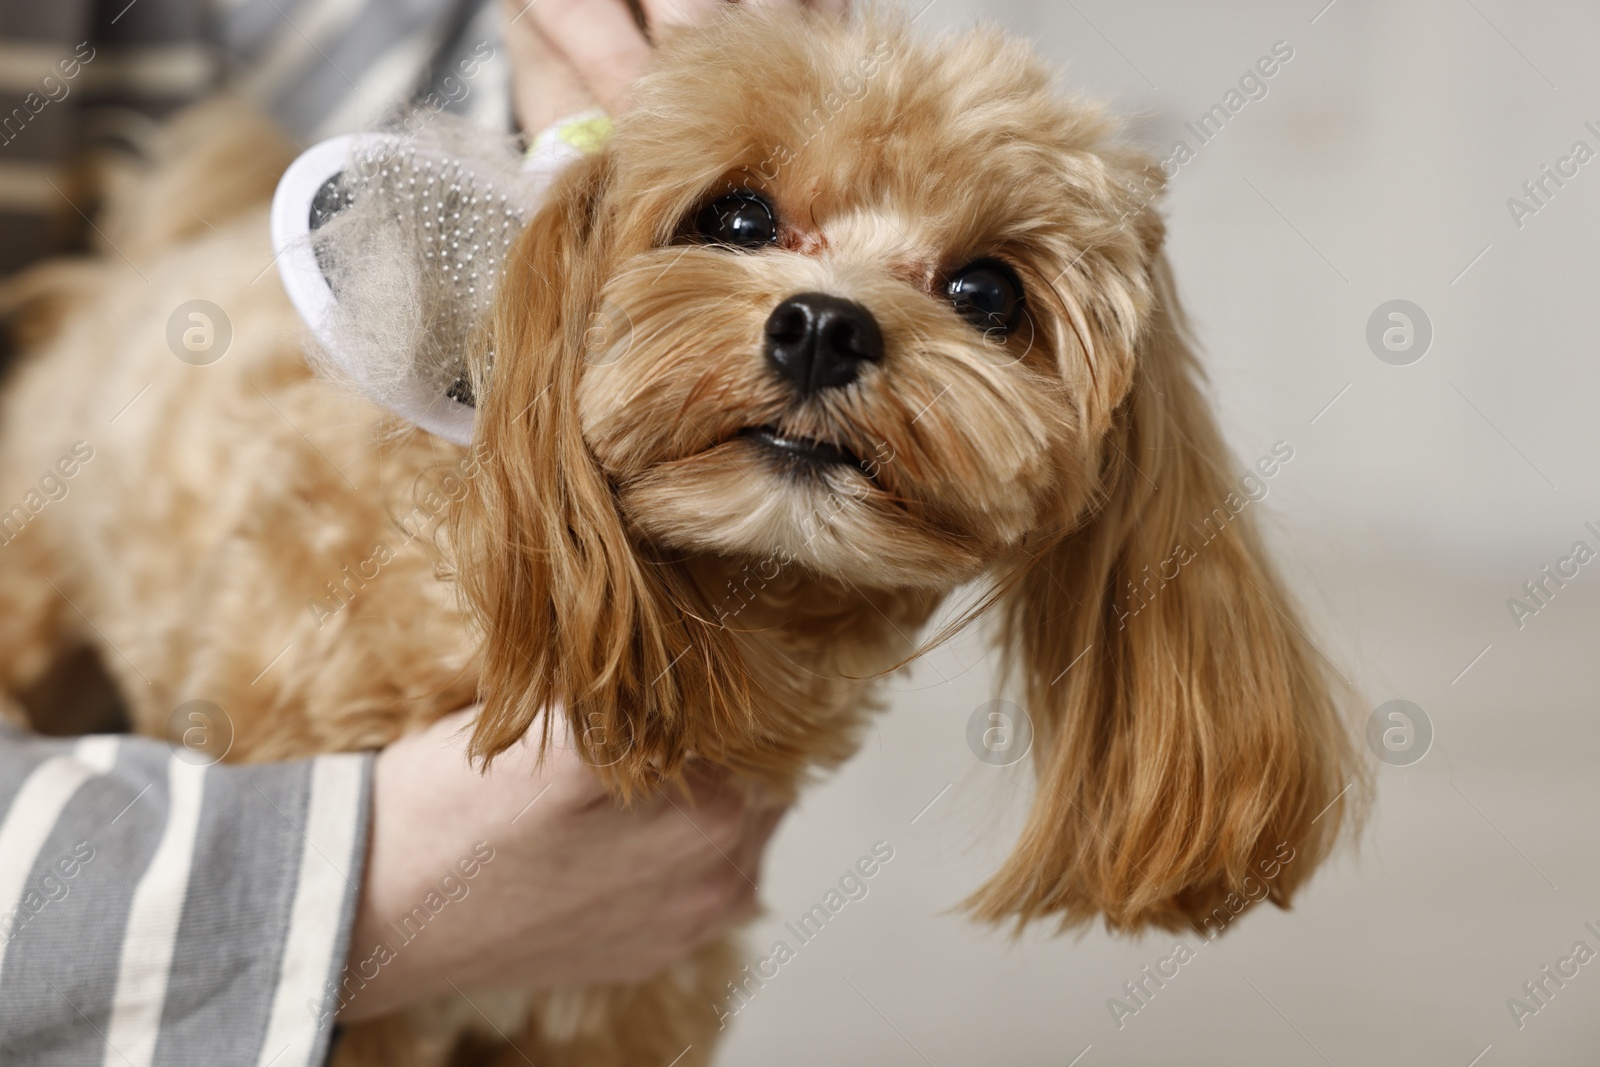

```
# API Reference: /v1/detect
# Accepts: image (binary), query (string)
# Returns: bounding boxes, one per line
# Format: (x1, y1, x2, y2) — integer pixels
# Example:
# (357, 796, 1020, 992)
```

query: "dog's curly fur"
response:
(0, 7, 1361, 1064)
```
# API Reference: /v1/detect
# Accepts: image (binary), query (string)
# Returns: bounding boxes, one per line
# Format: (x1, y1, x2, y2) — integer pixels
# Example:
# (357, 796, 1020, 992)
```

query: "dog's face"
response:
(457, 8, 1359, 936)
(571, 15, 1158, 588)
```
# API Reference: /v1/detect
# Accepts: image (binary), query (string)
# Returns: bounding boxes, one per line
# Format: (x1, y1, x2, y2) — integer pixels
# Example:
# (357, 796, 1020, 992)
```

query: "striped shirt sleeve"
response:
(0, 721, 371, 1067)
(0, 0, 505, 278)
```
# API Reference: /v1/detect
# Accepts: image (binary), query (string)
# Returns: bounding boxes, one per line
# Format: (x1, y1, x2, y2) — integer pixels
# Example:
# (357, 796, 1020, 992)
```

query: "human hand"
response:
(337, 707, 783, 1022)
(499, 0, 849, 132)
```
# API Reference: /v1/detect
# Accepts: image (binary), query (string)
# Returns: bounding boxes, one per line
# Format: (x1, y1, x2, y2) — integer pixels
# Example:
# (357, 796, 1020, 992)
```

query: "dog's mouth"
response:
(736, 425, 864, 471)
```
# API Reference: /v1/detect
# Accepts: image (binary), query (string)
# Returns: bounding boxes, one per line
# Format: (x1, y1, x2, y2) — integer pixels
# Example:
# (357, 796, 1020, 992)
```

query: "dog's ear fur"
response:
(452, 154, 751, 790)
(972, 253, 1361, 935)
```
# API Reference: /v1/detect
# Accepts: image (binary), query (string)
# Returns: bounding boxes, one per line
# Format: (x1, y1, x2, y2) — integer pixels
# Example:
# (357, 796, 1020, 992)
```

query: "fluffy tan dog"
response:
(0, 7, 1360, 1064)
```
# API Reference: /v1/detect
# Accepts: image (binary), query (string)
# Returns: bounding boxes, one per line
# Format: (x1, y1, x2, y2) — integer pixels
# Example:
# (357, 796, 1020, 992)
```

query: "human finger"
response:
(524, 0, 653, 112)
(637, 0, 725, 35)
(500, 3, 600, 132)
(742, 0, 846, 13)
(727, 802, 786, 881)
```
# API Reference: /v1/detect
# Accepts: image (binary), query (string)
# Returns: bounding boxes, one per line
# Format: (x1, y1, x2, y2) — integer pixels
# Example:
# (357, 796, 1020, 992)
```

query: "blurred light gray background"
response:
(724, 1, 1600, 1064)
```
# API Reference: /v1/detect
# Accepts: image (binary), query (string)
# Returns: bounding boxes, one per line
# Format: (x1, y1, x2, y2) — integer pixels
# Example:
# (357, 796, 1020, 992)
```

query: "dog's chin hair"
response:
(618, 452, 991, 588)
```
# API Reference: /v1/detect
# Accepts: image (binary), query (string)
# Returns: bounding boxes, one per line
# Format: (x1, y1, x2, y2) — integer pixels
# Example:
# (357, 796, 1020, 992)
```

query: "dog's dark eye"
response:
(947, 260, 1025, 333)
(692, 191, 779, 249)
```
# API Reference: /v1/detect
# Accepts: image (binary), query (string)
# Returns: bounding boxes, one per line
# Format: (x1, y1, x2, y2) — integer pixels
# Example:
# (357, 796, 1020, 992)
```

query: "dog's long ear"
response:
(453, 155, 751, 789)
(972, 252, 1362, 934)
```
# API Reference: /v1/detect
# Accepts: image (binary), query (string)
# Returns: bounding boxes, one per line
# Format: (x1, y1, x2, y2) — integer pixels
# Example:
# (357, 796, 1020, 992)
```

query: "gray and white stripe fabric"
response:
(0, 720, 370, 1066)
(0, 0, 506, 277)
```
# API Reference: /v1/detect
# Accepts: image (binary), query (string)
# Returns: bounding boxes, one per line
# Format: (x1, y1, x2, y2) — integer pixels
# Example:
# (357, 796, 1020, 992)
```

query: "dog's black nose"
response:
(763, 292, 883, 396)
